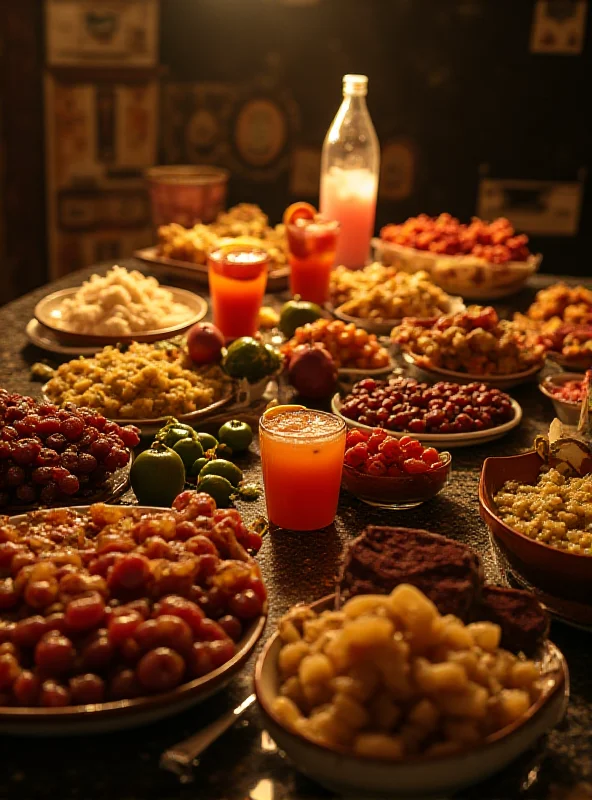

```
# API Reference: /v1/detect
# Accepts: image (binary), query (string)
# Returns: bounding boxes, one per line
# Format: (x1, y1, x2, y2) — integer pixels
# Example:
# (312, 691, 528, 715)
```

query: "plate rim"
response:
(34, 285, 208, 344)
(41, 380, 234, 430)
(134, 246, 291, 280)
(331, 392, 523, 444)
(0, 504, 267, 724)
(26, 319, 102, 356)
(401, 351, 543, 384)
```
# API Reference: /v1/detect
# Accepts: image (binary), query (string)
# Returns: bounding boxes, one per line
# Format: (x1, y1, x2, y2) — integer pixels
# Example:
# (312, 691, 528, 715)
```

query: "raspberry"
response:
(347, 442, 368, 464)
(386, 464, 405, 477)
(421, 447, 441, 465)
(346, 430, 367, 448)
(344, 447, 366, 468)
(367, 432, 387, 454)
(401, 439, 424, 459)
(378, 437, 401, 463)
(365, 459, 387, 477)
(403, 458, 429, 474)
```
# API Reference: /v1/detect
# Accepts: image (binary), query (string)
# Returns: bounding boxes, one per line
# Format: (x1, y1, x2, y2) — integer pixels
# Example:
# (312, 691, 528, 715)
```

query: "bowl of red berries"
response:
(539, 372, 585, 426)
(342, 428, 451, 509)
(332, 376, 522, 449)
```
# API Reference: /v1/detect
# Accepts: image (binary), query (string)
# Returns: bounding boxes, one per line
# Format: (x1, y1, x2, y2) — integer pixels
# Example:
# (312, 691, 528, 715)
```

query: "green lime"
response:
(173, 437, 204, 469)
(197, 474, 234, 508)
(195, 432, 218, 452)
(199, 459, 243, 487)
(156, 420, 198, 449)
(279, 300, 324, 338)
(189, 457, 209, 479)
(218, 419, 253, 453)
(130, 442, 185, 507)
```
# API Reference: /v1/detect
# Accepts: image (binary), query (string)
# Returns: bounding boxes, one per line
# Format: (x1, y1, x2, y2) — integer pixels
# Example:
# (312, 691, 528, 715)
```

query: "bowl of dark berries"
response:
(341, 428, 451, 509)
(332, 376, 522, 448)
(0, 389, 140, 511)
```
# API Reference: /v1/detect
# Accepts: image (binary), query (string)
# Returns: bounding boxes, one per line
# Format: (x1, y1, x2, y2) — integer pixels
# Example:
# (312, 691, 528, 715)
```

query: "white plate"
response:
(331, 393, 522, 448)
(26, 319, 102, 356)
(401, 351, 543, 389)
(328, 296, 465, 336)
(42, 381, 234, 437)
(0, 506, 266, 735)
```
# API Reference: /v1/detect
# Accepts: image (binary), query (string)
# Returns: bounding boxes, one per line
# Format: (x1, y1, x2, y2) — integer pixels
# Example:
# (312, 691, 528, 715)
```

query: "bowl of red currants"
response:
(341, 429, 451, 509)
(539, 372, 585, 426)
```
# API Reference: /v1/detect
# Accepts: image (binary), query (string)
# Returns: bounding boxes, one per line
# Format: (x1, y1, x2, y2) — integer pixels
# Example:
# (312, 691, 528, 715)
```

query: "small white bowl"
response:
(255, 596, 568, 800)
(539, 372, 585, 426)
(255, 596, 569, 800)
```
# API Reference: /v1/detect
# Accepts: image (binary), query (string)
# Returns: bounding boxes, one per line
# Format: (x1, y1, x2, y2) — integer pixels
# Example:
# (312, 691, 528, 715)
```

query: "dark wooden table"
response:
(0, 261, 591, 800)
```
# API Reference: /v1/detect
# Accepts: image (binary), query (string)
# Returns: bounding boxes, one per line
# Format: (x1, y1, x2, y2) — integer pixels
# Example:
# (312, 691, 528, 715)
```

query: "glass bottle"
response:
(320, 74, 380, 269)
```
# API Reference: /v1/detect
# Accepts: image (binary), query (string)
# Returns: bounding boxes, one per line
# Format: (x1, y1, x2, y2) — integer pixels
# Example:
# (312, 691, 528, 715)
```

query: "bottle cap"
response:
(343, 74, 368, 96)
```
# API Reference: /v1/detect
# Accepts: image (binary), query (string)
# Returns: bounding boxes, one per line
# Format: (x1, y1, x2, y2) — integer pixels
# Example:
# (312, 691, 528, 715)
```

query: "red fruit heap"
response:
(340, 376, 515, 435)
(0, 494, 265, 707)
(381, 213, 531, 264)
(344, 429, 443, 477)
(0, 389, 141, 508)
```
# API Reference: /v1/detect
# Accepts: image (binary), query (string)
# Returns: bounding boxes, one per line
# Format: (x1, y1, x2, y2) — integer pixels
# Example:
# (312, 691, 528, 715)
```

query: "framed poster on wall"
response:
(45, 0, 159, 67)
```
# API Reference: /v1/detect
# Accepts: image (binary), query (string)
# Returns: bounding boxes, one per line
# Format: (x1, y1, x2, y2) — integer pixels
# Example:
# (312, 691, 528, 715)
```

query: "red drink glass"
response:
(208, 244, 269, 340)
(286, 217, 340, 305)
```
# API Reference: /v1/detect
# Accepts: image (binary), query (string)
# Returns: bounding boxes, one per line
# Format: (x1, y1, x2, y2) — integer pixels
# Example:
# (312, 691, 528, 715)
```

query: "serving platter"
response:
(372, 237, 542, 300)
(0, 505, 267, 735)
(26, 319, 103, 356)
(34, 286, 208, 347)
(332, 393, 523, 448)
(401, 351, 543, 390)
(327, 295, 465, 336)
(134, 247, 290, 292)
(42, 382, 234, 437)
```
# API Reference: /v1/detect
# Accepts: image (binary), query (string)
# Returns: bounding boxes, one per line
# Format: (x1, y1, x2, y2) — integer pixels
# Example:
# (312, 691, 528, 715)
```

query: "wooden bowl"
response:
(255, 595, 568, 799)
(479, 451, 592, 607)
(35, 286, 208, 347)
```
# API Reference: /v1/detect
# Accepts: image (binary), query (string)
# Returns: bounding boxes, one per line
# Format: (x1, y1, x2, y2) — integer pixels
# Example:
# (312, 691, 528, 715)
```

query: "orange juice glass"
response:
(286, 218, 340, 305)
(260, 405, 346, 531)
(208, 244, 269, 339)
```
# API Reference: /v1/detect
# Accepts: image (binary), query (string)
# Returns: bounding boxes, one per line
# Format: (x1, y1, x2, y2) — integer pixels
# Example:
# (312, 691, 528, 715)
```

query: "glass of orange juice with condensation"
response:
(260, 405, 346, 531)
(208, 244, 269, 340)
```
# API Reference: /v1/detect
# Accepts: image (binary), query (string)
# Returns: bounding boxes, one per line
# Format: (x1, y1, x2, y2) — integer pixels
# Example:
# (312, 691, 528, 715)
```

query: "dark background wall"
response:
(0, 0, 590, 304)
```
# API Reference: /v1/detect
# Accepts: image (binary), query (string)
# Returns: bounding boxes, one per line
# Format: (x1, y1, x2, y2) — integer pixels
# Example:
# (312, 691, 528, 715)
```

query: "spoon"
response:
(160, 694, 256, 782)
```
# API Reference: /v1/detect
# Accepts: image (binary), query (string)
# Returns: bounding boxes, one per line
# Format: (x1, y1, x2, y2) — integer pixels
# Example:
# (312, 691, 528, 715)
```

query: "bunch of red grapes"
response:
(381, 213, 531, 264)
(340, 377, 515, 435)
(0, 494, 265, 707)
(0, 389, 141, 508)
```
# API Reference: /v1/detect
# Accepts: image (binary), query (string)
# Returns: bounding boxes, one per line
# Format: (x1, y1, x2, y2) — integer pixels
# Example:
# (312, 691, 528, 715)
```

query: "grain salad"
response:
(494, 468, 592, 556)
(44, 342, 230, 419)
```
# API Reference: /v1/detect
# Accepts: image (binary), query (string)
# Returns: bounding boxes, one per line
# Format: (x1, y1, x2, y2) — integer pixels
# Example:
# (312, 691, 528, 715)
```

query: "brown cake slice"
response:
(474, 585, 550, 656)
(337, 525, 484, 620)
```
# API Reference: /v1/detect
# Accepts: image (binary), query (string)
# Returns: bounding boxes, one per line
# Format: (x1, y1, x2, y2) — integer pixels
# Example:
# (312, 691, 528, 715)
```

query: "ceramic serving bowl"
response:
(401, 352, 542, 390)
(372, 238, 542, 300)
(328, 296, 465, 337)
(342, 452, 451, 509)
(0, 505, 267, 736)
(539, 372, 585, 426)
(34, 286, 208, 347)
(331, 393, 522, 449)
(479, 451, 592, 611)
(255, 595, 568, 799)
